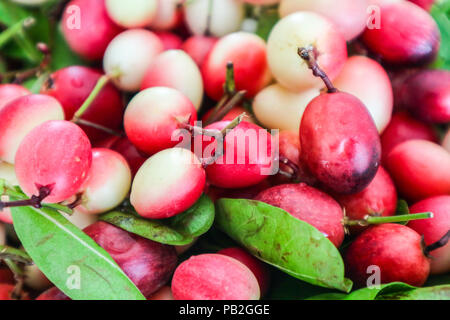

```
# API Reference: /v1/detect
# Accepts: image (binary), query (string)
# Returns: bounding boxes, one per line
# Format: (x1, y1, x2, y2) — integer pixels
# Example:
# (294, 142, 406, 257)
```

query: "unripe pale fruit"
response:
(130, 148, 206, 219)
(255, 183, 345, 247)
(105, 0, 157, 28)
(0, 94, 65, 164)
(184, 0, 245, 37)
(63, 210, 97, 229)
(172, 254, 260, 300)
(409, 196, 450, 274)
(362, 1, 440, 65)
(61, 0, 123, 60)
(202, 32, 271, 100)
(150, 0, 182, 30)
(124, 87, 197, 155)
(386, 140, 450, 201)
(253, 83, 319, 132)
(41, 66, 124, 143)
(333, 56, 393, 133)
(267, 12, 347, 92)
(77, 148, 131, 215)
(300, 92, 381, 195)
(103, 29, 164, 91)
(345, 224, 430, 287)
(279, 0, 369, 41)
(84, 221, 178, 298)
(181, 36, 218, 67)
(141, 50, 204, 110)
(0, 84, 30, 110)
(15, 120, 92, 203)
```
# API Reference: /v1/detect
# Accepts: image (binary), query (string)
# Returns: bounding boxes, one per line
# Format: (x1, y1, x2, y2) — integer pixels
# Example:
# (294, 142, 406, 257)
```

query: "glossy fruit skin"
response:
(41, 66, 124, 143)
(300, 92, 381, 195)
(84, 221, 177, 298)
(196, 121, 275, 189)
(344, 224, 430, 287)
(124, 87, 197, 156)
(15, 120, 92, 203)
(218, 247, 271, 296)
(36, 287, 70, 300)
(362, 1, 440, 65)
(181, 36, 218, 67)
(150, 0, 182, 31)
(255, 183, 345, 247)
(61, 0, 123, 60)
(380, 112, 438, 165)
(0, 84, 30, 110)
(408, 196, 450, 274)
(333, 56, 393, 133)
(171, 254, 260, 300)
(202, 32, 271, 100)
(335, 167, 397, 235)
(105, 0, 157, 28)
(130, 148, 206, 219)
(386, 140, 450, 201)
(0, 94, 65, 164)
(155, 31, 183, 50)
(397, 70, 450, 123)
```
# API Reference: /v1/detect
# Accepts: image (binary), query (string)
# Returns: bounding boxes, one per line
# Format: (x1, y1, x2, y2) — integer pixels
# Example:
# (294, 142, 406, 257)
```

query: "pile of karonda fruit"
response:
(0, 0, 448, 301)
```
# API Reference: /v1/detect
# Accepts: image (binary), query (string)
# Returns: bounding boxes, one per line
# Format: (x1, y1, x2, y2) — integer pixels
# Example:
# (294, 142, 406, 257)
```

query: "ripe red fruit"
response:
(154, 31, 183, 50)
(15, 120, 92, 203)
(408, 0, 435, 11)
(108, 137, 147, 177)
(171, 254, 260, 300)
(218, 247, 271, 296)
(195, 121, 275, 189)
(386, 140, 450, 201)
(380, 112, 438, 165)
(84, 221, 177, 298)
(300, 91, 381, 195)
(409, 196, 450, 274)
(0, 84, 30, 110)
(181, 35, 218, 67)
(0, 94, 64, 164)
(36, 287, 70, 300)
(41, 66, 124, 143)
(344, 224, 430, 287)
(0, 284, 20, 300)
(255, 183, 345, 247)
(61, 0, 123, 60)
(130, 148, 206, 219)
(397, 70, 450, 123)
(362, 1, 440, 65)
(124, 87, 197, 156)
(335, 167, 397, 235)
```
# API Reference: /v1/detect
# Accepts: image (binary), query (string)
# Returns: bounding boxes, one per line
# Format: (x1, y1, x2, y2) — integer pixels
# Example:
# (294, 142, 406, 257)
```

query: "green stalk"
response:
(0, 17, 35, 49)
(345, 212, 433, 227)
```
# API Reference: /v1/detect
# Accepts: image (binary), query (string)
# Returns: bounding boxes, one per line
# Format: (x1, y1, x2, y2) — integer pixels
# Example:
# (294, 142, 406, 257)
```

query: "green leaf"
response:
(215, 198, 353, 293)
(50, 26, 87, 70)
(395, 199, 410, 225)
(431, 2, 450, 70)
(379, 285, 450, 300)
(255, 8, 279, 40)
(11, 203, 145, 300)
(100, 194, 215, 246)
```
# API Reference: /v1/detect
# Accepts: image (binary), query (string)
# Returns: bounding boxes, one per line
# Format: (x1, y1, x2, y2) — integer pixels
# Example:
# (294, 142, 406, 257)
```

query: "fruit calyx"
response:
(0, 184, 53, 211)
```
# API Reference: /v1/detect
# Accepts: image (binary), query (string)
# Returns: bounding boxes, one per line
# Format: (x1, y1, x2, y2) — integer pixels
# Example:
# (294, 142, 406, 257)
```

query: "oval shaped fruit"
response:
(15, 120, 92, 203)
(130, 148, 206, 219)
(0, 84, 30, 110)
(105, 0, 157, 28)
(149, 0, 182, 30)
(300, 92, 381, 195)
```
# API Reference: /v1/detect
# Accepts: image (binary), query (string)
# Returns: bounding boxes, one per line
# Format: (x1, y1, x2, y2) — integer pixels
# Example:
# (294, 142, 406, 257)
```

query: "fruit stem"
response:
(205, 90, 246, 125)
(297, 47, 338, 93)
(4, 259, 25, 300)
(224, 62, 236, 95)
(75, 118, 124, 137)
(8, 43, 51, 84)
(204, 0, 213, 37)
(344, 212, 433, 227)
(0, 17, 35, 49)
(0, 184, 53, 211)
(424, 230, 450, 255)
(278, 154, 299, 180)
(0, 246, 32, 265)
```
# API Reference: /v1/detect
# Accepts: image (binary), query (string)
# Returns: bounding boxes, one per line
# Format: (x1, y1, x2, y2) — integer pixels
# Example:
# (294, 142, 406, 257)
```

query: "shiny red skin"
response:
(0, 269, 14, 285)
(254, 183, 345, 247)
(362, 1, 440, 65)
(397, 70, 450, 123)
(61, 0, 123, 60)
(335, 166, 397, 235)
(155, 31, 183, 50)
(41, 66, 124, 143)
(409, 196, 450, 274)
(109, 137, 147, 177)
(15, 120, 92, 203)
(386, 140, 450, 201)
(344, 224, 430, 287)
(36, 287, 70, 300)
(84, 221, 177, 298)
(408, 0, 435, 11)
(218, 247, 271, 296)
(0, 84, 30, 110)
(300, 92, 381, 195)
(181, 35, 218, 67)
(380, 112, 438, 165)
(195, 121, 275, 189)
